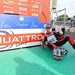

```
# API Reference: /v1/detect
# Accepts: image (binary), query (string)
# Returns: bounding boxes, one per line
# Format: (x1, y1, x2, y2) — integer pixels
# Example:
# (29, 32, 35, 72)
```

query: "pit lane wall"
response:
(0, 14, 45, 51)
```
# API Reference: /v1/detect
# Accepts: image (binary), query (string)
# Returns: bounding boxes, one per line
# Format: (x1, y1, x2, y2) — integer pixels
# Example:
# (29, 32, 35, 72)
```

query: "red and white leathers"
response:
(43, 29, 75, 49)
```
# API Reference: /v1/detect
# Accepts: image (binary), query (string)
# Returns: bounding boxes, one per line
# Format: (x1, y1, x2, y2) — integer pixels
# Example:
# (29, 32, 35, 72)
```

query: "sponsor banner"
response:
(0, 14, 45, 51)
(0, 0, 50, 23)
(0, 14, 44, 29)
(0, 29, 44, 50)
(0, 33, 44, 51)
(0, 33, 44, 45)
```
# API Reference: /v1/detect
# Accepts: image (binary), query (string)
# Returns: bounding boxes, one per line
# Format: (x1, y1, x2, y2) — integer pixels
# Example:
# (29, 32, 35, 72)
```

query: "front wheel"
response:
(63, 50, 68, 55)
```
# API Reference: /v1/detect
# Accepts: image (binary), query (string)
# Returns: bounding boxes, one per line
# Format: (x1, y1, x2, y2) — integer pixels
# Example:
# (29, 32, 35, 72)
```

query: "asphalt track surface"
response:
(0, 42, 75, 75)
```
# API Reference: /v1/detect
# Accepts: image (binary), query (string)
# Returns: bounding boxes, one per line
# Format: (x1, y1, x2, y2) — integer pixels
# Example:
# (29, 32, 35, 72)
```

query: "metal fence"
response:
(53, 21, 75, 32)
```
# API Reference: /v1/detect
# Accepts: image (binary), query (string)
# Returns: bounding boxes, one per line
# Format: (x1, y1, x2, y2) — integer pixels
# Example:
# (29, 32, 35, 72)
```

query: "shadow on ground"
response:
(14, 57, 55, 75)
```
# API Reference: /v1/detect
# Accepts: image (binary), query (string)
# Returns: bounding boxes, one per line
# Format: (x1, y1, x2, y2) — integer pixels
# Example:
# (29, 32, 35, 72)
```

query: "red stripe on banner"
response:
(0, 33, 44, 45)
